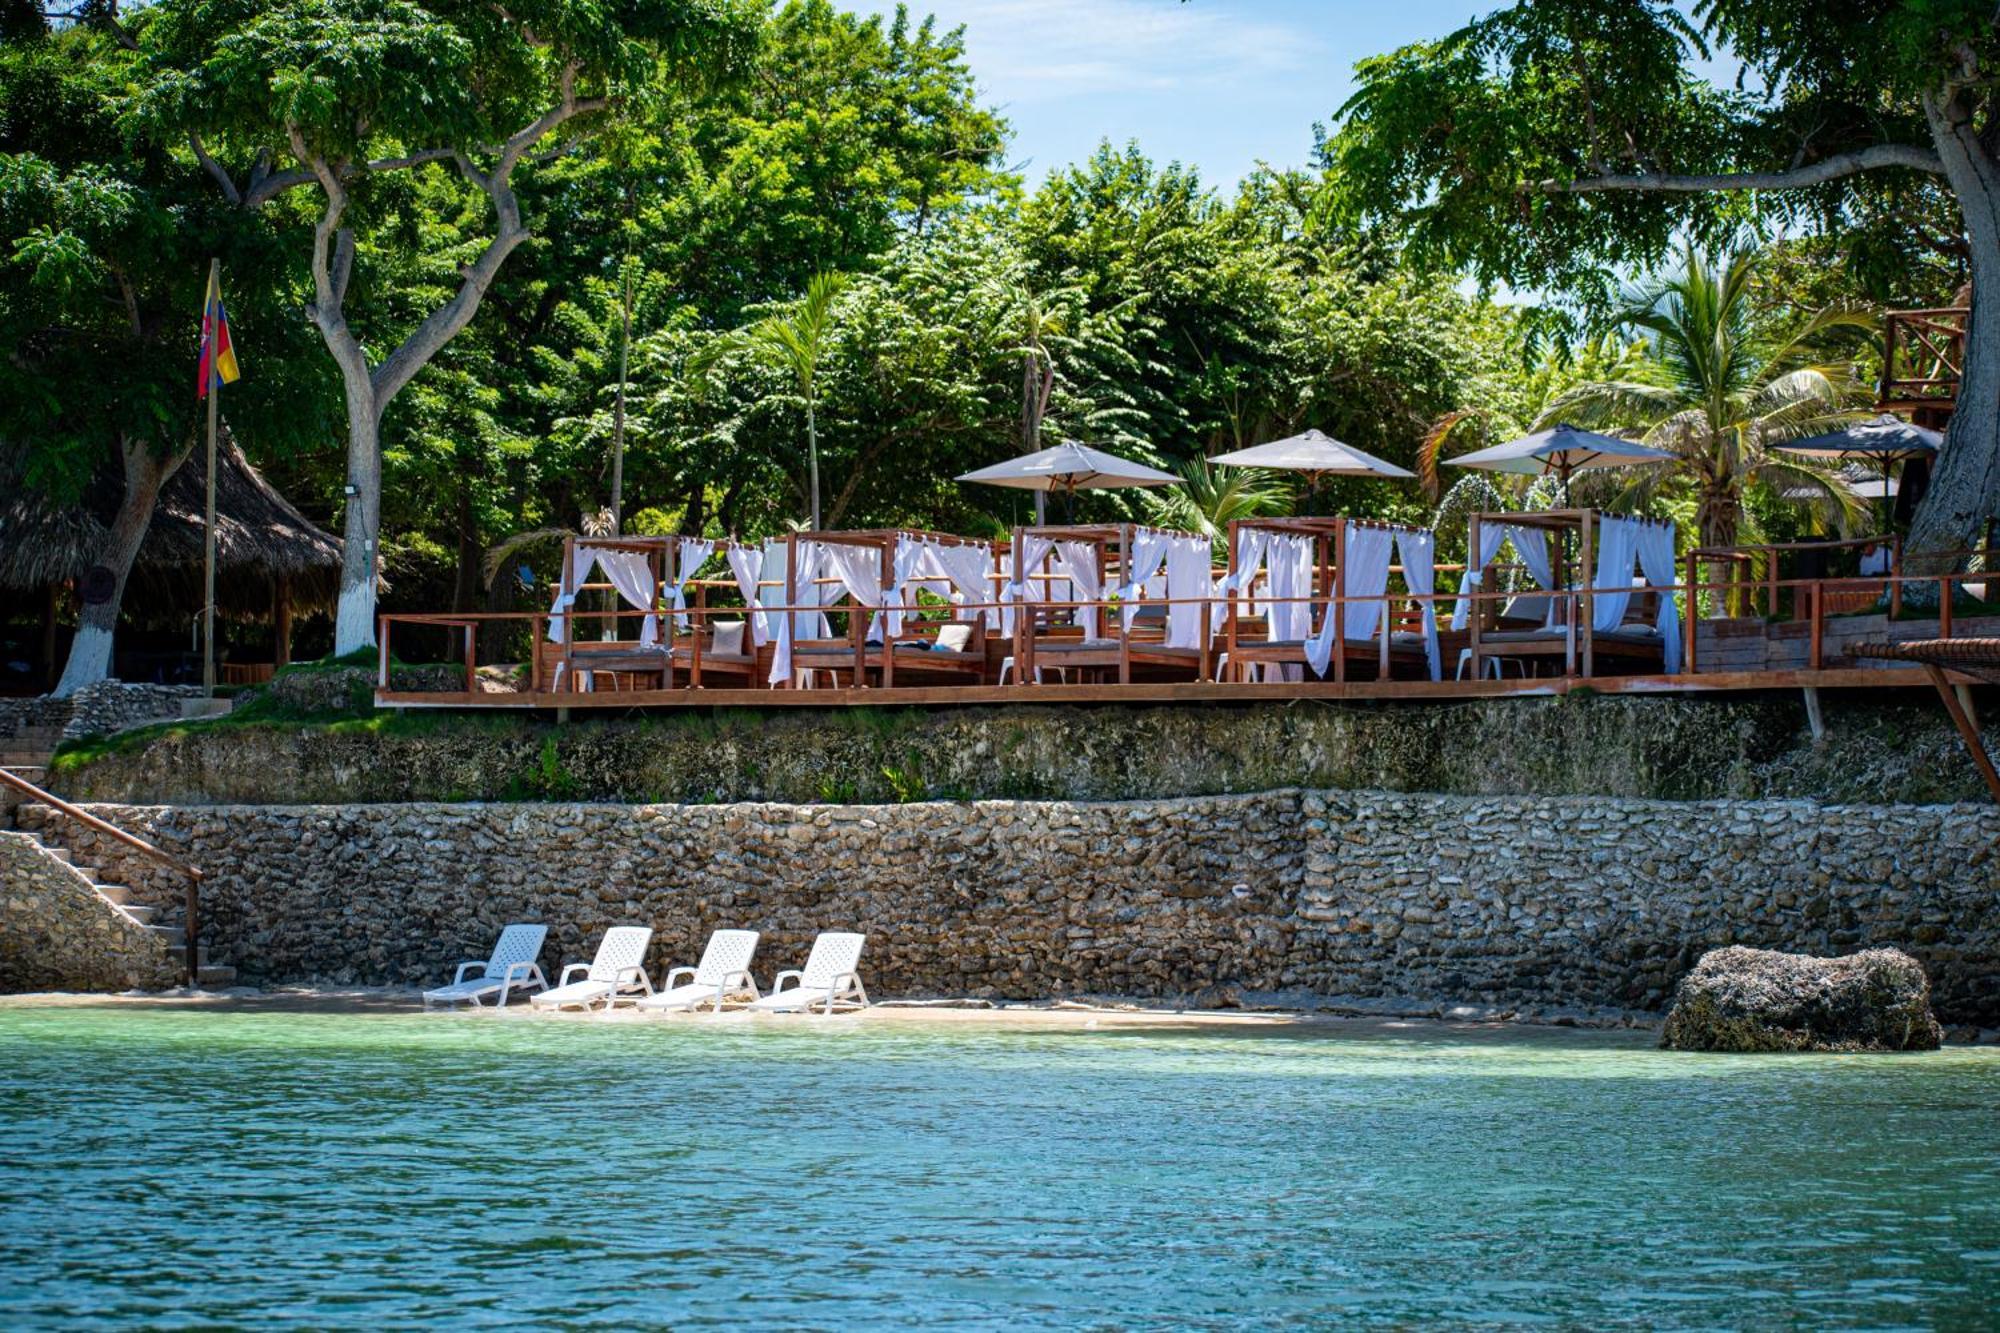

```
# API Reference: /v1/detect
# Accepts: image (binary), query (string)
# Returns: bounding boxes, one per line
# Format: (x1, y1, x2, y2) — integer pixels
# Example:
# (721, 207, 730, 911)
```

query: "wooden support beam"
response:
(1925, 664, 2000, 804)
(1801, 686, 1825, 743)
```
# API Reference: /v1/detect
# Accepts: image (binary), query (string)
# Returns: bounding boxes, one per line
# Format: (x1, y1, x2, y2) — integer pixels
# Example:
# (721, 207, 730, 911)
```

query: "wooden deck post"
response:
(690, 582, 705, 688)
(1331, 522, 1347, 685)
(1117, 523, 1132, 685)
(1808, 580, 1824, 670)
(1683, 549, 1699, 675)
(1579, 510, 1595, 679)
(1468, 512, 1484, 680)
(1223, 519, 1240, 683)
(273, 576, 293, 667)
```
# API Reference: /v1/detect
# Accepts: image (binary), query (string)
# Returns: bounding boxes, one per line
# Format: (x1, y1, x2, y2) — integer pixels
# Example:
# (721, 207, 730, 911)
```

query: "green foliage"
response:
(1538, 243, 1874, 545)
(880, 759, 926, 803)
(1324, 1, 1977, 323)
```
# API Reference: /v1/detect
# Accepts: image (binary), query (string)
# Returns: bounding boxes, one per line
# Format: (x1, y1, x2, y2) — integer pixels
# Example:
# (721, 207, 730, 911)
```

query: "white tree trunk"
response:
(332, 393, 382, 657)
(52, 438, 179, 697)
(1909, 93, 2000, 567)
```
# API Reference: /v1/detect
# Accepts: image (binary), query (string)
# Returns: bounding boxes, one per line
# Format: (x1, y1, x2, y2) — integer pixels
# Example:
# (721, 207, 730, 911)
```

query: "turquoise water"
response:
(2, 1005, 1998, 1329)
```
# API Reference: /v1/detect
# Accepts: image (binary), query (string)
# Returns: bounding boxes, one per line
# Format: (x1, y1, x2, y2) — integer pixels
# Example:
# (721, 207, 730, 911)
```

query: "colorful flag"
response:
(197, 267, 240, 399)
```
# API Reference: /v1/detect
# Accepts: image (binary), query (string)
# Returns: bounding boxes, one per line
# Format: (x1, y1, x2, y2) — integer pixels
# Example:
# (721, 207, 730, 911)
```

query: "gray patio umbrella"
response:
(1773, 414, 1941, 530)
(1447, 423, 1674, 594)
(1446, 423, 1675, 504)
(958, 440, 1179, 522)
(1209, 428, 1413, 513)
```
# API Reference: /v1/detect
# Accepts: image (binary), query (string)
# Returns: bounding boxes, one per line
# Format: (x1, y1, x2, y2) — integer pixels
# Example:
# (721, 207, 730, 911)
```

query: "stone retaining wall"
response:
(34, 791, 2000, 1022)
(0, 832, 178, 992)
(0, 682, 202, 744)
(48, 690, 2000, 807)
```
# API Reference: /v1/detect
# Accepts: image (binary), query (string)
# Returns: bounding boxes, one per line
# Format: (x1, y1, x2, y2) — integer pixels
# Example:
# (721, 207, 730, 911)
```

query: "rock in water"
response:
(1661, 946, 1944, 1052)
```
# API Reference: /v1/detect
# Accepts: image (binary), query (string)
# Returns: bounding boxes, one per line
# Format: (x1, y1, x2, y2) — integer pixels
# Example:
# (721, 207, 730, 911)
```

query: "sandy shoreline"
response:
(0, 985, 1662, 1035)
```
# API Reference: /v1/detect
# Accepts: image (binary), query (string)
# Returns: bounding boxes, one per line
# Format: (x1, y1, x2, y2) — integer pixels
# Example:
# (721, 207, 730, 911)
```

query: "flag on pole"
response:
(197, 267, 241, 398)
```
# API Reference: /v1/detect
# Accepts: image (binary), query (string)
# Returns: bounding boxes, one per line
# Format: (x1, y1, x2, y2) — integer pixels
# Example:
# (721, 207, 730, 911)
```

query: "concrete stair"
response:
(16, 820, 237, 989)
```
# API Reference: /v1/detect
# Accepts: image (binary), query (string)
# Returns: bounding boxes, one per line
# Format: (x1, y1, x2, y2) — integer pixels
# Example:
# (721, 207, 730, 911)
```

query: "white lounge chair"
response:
(423, 923, 549, 1009)
(744, 932, 868, 1013)
(529, 926, 655, 1010)
(635, 929, 761, 1013)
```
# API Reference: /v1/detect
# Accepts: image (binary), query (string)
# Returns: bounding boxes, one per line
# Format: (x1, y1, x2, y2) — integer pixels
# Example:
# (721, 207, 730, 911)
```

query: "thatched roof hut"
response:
(0, 431, 341, 625)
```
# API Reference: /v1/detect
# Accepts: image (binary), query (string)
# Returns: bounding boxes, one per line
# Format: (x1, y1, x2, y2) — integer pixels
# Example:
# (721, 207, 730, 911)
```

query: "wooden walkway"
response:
(377, 667, 1971, 711)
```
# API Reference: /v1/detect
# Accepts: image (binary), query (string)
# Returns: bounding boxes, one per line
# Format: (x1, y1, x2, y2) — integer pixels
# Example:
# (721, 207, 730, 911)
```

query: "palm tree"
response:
(1144, 457, 1288, 551)
(697, 271, 849, 530)
(1538, 243, 1873, 548)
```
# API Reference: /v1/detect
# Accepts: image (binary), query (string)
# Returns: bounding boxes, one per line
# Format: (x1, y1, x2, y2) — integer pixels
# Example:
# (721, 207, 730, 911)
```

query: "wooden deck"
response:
(377, 667, 1982, 711)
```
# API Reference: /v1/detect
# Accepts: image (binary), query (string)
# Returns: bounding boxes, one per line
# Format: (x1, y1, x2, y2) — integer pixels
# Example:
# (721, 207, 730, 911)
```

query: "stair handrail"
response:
(0, 765, 205, 986)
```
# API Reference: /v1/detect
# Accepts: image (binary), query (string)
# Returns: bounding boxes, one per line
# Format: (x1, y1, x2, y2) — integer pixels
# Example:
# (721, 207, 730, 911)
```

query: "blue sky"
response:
(846, 0, 1495, 188)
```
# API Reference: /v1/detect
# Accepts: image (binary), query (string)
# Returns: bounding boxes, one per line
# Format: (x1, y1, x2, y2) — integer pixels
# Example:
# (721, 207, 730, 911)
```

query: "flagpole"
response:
(203, 257, 220, 700)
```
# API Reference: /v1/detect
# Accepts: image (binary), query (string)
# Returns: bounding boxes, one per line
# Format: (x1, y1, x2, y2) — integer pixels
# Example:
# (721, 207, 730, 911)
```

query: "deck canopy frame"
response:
(1220, 515, 1436, 684)
(1463, 509, 1681, 680)
(778, 528, 993, 689)
(1009, 521, 1213, 684)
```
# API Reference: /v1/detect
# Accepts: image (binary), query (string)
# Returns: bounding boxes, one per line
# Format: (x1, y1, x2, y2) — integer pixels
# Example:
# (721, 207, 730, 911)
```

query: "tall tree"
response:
(1, 15, 326, 693)
(1327, 0, 2000, 564)
(136, 0, 753, 652)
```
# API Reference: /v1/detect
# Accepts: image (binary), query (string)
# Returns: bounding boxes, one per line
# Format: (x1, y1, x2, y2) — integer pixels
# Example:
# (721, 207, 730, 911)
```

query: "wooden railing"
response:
(0, 766, 205, 987)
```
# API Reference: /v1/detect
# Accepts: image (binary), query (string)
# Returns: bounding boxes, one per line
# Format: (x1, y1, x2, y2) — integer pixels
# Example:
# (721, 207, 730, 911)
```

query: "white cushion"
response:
(933, 624, 974, 652)
(711, 620, 746, 656)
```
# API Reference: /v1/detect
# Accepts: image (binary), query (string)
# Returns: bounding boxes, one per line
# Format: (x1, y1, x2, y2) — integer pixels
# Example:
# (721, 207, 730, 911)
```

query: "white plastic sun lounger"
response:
(636, 929, 761, 1013)
(423, 923, 549, 1008)
(529, 926, 655, 1010)
(744, 932, 869, 1013)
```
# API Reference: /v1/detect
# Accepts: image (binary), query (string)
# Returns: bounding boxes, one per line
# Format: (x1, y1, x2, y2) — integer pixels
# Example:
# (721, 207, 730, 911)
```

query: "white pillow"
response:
(933, 623, 974, 653)
(710, 620, 746, 656)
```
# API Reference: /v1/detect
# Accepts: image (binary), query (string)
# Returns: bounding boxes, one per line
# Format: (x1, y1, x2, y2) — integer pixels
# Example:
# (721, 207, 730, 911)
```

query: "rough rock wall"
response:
(0, 683, 201, 744)
(49, 691, 1999, 806)
(36, 792, 2000, 1022)
(0, 832, 178, 992)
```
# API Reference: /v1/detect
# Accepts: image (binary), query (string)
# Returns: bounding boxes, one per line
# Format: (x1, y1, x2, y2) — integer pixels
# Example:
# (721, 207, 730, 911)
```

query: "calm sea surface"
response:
(1, 1003, 1996, 1330)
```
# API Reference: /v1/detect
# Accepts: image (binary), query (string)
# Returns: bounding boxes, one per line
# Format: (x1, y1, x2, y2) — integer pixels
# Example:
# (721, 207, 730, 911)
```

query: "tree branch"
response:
(1547, 142, 1944, 194)
(188, 133, 241, 206)
(368, 74, 607, 407)
(241, 147, 459, 208)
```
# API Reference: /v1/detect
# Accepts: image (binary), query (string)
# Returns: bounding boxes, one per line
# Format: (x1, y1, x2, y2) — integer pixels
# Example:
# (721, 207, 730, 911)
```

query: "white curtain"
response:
(667, 538, 715, 630)
(546, 545, 597, 644)
(996, 551, 1017, 635)
(763, 539, 832, 684)
(1450, 523, 1555, 629)
(1396, 527, 1441, 681)
(726, 545, 767, 646)
(581, 546, 663, 648)
(819, 542, 887, 641)
(1339, 523, 1398, 643)
(1590, 516, 1642, 631)
(1213, 527, 1273, 633)
(1118, 528, 1175, 631)
(926, 542, 997, 626)
(883, 536, 930, 637)
(1634, 519, 1683, 674)
(1054, 541, 1103, 638)
(1163, 536, 1211, 649)
(1266, 535, 1313, 642)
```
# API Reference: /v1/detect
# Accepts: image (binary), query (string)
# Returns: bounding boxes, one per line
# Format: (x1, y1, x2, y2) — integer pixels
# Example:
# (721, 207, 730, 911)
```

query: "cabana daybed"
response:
(1217, 517, 1444, 684)
(1455, 510, 1682, 679)
(1008, 523, 1215, 684)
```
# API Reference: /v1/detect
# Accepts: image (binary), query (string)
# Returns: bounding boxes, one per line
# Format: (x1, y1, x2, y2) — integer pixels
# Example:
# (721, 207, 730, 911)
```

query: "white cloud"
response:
(861, 0, 1325, 100)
